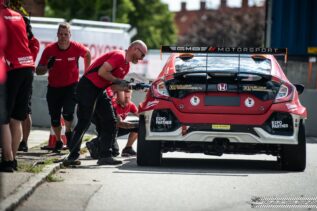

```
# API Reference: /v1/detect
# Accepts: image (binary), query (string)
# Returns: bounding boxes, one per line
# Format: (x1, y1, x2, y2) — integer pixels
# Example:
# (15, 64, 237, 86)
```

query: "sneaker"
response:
(13, 159, 17, 171)
(18, 141, 28, 152)
(121, 147, 137, 157)
(0, 160, 15, 172)
(86, 141, 99, 159)
(62, 159, 81, 166)
(53, 140, 64, 152)
(97, 157, 122, 165)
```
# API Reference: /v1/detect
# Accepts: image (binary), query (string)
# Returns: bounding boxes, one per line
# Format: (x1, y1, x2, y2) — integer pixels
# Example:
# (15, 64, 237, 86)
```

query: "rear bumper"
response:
(142, 110, 303, 145)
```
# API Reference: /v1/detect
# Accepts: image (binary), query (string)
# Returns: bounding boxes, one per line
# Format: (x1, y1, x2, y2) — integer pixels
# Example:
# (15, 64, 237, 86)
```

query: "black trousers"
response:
(68, 77, 103, 159)
(93, 92, 118, 157)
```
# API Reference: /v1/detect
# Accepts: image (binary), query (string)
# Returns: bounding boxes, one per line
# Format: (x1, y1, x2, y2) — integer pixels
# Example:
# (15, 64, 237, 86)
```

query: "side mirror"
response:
(294, 84, 305, 95)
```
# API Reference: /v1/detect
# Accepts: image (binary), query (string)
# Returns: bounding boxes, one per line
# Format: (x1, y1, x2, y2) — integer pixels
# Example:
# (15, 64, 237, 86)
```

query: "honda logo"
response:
(217, 83, 227, 91)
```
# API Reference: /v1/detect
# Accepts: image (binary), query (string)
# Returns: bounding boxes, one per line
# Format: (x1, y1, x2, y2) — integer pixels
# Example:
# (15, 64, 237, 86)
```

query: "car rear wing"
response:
(160, 46, 288, 63)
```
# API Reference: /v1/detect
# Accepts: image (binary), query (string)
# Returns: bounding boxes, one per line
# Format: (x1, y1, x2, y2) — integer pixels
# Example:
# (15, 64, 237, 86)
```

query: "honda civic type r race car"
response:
(137, 46, 307, 171)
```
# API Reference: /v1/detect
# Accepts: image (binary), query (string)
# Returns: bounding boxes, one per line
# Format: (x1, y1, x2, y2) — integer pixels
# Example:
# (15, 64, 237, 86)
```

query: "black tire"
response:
(137, 115, 162, 166)
(280, 122, 306, 171)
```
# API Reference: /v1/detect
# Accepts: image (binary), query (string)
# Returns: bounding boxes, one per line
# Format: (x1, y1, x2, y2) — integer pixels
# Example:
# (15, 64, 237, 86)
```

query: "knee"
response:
(63, 113, 74, 122)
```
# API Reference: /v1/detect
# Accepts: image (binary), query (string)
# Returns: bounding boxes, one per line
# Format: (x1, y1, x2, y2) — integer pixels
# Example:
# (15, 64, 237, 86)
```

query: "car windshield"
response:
(175, 54, 272, 75)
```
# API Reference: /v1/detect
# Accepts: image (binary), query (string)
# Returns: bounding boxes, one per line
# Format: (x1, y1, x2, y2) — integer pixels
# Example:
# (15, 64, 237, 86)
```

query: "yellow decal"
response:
(242, 86, 268, 91)
(169, 84, 203, 90)
(212, 124, 231, 130)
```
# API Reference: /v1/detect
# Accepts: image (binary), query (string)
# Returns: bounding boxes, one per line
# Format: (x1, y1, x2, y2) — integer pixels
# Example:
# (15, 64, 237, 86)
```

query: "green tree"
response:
(45, 0, 177, 48)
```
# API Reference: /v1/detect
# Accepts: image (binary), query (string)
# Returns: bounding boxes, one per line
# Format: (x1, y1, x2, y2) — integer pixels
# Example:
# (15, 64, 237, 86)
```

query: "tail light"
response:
(151, 79, 170, 100)
(274, 82, 294, 103)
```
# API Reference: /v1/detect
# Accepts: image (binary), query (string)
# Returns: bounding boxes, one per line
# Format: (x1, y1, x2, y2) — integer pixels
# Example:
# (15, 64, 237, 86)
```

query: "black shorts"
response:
(5, 68, 33, 123)
(118, 126, 138, 137)
(46, 82, 77, 126)
(27, 86, 32, 114)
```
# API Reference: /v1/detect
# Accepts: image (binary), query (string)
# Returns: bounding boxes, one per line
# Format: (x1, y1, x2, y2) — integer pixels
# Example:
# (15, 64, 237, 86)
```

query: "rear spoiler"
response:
(160, 46, 288, 63)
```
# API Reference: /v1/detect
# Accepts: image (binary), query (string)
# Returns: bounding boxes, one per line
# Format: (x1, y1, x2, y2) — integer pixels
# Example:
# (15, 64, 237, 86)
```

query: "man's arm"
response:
(98, 62, 129, 91)
(83, 50, 91, 71)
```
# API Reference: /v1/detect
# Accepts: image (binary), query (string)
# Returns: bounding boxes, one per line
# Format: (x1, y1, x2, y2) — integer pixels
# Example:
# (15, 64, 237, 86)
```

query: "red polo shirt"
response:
(114, 101, 138, 121)
(39, 41, 87, 87)
(85, 50, 130, 89)
(1, 6, 34, 71)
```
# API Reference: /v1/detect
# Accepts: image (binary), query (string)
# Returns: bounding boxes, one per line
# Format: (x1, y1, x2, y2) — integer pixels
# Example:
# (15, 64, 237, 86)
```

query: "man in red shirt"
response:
(36, 22, 91, 152)
(86, 89, 139, 159)
(64, 40, 147, 166)
(0, 1, 37, 172)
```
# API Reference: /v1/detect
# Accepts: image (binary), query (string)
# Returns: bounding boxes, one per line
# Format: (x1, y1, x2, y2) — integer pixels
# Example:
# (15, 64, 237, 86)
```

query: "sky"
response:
(161, 0, 264, 11)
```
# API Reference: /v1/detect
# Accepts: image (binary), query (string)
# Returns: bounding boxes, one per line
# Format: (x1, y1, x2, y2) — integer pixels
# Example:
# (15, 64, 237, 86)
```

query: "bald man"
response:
(64, 40, 148, 166)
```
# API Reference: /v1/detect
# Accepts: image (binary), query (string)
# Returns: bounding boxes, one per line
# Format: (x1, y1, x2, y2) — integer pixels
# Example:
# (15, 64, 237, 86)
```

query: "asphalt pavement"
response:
(0, 128, 316, 211)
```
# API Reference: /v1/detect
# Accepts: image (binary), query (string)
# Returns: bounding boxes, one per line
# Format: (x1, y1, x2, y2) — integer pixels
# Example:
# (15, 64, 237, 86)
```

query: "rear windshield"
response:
(175, 54, 272, 75)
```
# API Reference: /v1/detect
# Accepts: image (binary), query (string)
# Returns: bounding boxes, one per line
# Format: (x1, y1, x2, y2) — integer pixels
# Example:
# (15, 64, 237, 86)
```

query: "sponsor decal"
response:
(68, 57, 75, 61)
(271, 121, 288, 129)
(217, 83, 227, 91)
(4, 16, 21, 21)
(18, 56, 33, 65)
(245, 97, 255, 108)
(170, 46, 208, 52)
(242, 85, 268, 92)
(212, 124, 231, 130)
(169, 84, 203, 90)
(190, 96, 200, 106)
(156, 117, 172, 125)
(145, 100, 159, 109)
(286, 103, 297, 110)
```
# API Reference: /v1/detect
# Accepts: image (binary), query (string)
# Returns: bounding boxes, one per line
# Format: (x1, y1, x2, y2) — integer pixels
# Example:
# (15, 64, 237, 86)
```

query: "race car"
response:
(137, 46, 307, 171)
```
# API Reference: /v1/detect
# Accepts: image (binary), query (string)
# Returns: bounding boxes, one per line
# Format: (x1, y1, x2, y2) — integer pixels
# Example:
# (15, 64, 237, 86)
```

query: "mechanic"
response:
(63, 40, 147, 166)
(86, 89, 139, 159)
(36, 22, 91, 152)
(0, 0, 37, 172)
(18, 16, 40, 152)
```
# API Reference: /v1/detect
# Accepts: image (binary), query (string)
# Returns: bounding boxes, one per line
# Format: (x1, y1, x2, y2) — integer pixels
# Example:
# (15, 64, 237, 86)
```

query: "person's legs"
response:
(19, 84, 32, 152)
(1, 68, 33, 171)
(117, 126, 138, 157)
(95, 93, 121, 165)
(9, 118, 22, 158)
(0, 124, 14, 172)
(18, 114, 31, 152)
(46, 86, 63, 151)
(86, 112, 101, 159)
(63, 77, 102, 165)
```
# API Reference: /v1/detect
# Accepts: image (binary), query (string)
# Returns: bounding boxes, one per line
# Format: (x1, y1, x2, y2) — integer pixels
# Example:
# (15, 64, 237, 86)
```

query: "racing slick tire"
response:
(280, 122, 306, 172)
(137, 115, 162, 166)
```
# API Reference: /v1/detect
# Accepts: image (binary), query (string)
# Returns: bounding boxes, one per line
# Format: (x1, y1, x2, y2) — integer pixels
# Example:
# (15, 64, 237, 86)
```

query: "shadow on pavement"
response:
(115, 157, 287, 176)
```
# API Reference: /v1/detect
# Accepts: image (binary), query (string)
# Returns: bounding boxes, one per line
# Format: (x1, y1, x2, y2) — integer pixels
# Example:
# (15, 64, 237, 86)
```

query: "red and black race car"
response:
(137, 46, 307, 171)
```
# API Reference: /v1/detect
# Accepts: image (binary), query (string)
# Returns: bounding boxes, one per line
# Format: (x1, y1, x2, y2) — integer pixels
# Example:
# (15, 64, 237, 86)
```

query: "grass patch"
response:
(18, 158, 59, 173)
(83, 135, 94, 142)
(80, 147, 88, 154)
(46, 173, 64, 182)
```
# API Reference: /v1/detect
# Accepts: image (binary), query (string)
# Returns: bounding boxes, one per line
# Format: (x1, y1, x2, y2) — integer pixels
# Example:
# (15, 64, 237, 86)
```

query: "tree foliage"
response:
(180, 8, 265, 47)
(45, 0, 177, 48)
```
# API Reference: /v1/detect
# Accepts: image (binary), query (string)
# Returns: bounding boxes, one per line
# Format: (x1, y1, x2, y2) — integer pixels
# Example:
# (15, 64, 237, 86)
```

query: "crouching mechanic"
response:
(86, 89, 139, 159)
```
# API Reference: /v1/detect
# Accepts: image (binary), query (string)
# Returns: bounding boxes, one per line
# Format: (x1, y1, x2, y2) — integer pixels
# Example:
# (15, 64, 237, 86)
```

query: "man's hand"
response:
(47, 56, 56, 69)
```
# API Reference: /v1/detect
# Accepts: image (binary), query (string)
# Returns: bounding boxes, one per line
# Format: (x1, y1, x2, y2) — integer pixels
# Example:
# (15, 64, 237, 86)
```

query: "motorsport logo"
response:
(161, 46, 287, 54)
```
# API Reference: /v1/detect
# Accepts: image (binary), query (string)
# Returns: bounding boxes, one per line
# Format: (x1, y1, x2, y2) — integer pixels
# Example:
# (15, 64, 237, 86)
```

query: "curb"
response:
(0, 162, 62, 211)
